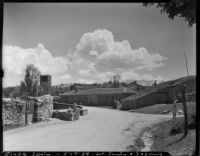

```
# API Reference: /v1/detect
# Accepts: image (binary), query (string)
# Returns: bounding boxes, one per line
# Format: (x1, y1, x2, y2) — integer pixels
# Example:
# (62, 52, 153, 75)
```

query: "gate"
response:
(22, 99, 35, 124)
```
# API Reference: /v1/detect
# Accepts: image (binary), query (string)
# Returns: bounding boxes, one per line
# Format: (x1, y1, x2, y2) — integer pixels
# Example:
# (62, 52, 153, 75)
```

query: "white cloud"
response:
(75, 29, 167, 72)
(3, 44, 71, 87)
(120, 71, 165, 82)
(76, 79, 94, 84)
(3, 29, 167, 87)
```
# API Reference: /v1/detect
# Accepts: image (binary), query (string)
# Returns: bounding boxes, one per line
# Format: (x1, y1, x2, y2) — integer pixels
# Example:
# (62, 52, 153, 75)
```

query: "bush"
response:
(170, 124, 184, 136)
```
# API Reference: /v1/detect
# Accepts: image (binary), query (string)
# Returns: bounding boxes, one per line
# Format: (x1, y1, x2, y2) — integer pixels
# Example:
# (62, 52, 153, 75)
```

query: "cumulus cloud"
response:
(3, 44, 71, 87)
(76, 79, 95, 84)
(75, 29, 167, 72)
(121, 71, 165, 82)
(3, 29, 167, 87)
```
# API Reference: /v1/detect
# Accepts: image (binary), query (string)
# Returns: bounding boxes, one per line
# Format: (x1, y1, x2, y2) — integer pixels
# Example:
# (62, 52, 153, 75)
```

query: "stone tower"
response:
(40, 75, 51, 95)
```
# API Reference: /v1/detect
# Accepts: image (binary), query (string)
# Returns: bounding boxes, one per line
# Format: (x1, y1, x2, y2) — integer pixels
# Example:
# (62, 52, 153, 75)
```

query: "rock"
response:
(53, 109, 75, 121)
(74, 109, 80, 120)
(79, 109, 88, 116)
(76, 105, 83, 109)
(67, 108, 73, 114)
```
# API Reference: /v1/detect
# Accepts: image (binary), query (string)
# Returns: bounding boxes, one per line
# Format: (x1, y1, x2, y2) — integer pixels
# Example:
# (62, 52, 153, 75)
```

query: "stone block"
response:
(79, 109, 88, 116)
(52, 109, 75, 121)
(74, 109, 80, 120)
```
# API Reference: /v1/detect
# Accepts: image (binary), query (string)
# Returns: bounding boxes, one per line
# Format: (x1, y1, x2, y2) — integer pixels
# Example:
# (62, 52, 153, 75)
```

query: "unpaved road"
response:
(4, 107, 172, 151)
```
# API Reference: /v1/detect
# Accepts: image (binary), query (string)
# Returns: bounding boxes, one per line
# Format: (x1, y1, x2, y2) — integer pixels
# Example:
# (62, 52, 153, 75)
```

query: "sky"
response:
(3, 3, 196, 87)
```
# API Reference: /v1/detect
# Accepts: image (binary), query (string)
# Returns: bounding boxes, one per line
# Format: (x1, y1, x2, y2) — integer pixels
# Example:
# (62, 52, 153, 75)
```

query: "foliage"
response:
(143, 0, 196, 27)
(69, 85, 77, 91)
(24, 64, 41, 97)
(170, 123, 183, 135)
(111, 74, 121, 88)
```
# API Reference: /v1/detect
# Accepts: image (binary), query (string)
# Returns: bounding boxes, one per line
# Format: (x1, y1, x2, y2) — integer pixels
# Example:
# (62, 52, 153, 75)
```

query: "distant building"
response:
(59, 88, 135, 106)
(40, 75, 51, 95)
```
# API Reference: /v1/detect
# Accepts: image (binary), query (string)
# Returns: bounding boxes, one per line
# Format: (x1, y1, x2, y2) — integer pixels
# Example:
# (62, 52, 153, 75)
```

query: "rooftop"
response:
(60, 87, 135, 96)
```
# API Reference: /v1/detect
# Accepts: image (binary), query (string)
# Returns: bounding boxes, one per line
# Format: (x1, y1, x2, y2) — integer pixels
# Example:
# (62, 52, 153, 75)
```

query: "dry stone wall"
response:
(3, 95, 54, 128)
(28, 95, 53, 122)
(2, 98, 25, 126)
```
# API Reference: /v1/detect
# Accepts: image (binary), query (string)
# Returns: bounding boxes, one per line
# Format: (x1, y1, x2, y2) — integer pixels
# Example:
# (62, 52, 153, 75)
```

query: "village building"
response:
(40, 75, 51, 95)
(121, 76, 196, 110)
(59, 88, 135, 106)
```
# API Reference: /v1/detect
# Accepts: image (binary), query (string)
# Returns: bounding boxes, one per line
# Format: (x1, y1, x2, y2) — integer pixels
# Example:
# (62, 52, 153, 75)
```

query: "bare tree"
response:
(183, 50, 190, 77)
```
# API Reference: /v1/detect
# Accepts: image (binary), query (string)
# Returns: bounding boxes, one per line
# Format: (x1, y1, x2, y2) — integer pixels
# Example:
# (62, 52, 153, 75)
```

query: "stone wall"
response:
(3, 95, 54, 130)
(30, 95, 53, 122)
(2, 98, 25, 126)
(121, 79, 196, 110)
(53, 102, 75, 110)
(59, 93, 134, 106)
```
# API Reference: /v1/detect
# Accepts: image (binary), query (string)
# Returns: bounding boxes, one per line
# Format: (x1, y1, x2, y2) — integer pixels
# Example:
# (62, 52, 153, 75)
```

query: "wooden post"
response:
(173, 99, 177, 127)
(181, 84, 188, 136)
(25, 100, 28, 125)
(172, 87, 177, 127)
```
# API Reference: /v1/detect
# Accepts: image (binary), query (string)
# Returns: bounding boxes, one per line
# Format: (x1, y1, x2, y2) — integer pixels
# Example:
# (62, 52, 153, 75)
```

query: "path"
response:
(3, 107, 172, 151)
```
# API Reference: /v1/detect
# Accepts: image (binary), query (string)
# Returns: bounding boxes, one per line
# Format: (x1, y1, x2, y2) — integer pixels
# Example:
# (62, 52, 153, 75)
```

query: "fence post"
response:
(173, 99, 177, 127)
(181, 84, 188, 136)
(25, 100, 28, 124)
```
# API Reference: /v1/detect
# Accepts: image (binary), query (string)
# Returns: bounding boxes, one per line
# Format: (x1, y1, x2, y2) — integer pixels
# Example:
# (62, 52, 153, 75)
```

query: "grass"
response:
(131, 102, 196, 155)
(134, 102, 196, 115)
(131, 118, 196, 155)
(151, 118, 196, 156)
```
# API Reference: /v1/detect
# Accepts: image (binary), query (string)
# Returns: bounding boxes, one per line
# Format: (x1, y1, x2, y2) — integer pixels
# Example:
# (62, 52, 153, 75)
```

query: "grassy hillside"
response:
(134, 102, 196, 116)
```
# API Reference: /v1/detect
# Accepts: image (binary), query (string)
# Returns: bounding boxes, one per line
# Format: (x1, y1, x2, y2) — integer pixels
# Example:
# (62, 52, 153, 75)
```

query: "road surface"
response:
(4, 107, 172, 151)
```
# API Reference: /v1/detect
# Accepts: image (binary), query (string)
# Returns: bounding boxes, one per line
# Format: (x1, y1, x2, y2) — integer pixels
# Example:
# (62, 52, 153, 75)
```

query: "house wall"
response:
(121, 88, 171, 110)
(59, 93, 134, 106)
(121, 79, 196, 110)
(53, 102, 76, 110)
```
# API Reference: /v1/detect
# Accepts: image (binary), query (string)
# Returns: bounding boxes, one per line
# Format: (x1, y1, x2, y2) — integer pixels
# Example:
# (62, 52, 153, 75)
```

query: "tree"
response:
(143, 0, 196, 27)
(19, 81, 28, 97)
(144, 1, 195, 138)
(70, 84, 77, 92)
(24, 64, 41, 97)
(112, 74, 121, 88)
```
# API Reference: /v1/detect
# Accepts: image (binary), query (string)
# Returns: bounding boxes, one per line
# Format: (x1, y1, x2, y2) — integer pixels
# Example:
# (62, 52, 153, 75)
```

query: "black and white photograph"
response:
(2, 2, 196, 155)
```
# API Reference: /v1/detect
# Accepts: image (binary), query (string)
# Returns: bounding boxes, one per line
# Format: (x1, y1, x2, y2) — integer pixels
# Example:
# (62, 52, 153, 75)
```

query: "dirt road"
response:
(4, 107, 172, 151)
